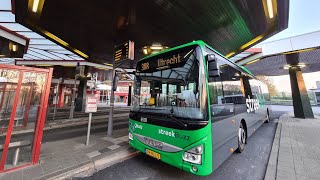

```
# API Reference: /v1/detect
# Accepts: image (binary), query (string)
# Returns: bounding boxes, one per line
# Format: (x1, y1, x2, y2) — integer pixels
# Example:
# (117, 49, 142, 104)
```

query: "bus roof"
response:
(139, 40, 254, 76)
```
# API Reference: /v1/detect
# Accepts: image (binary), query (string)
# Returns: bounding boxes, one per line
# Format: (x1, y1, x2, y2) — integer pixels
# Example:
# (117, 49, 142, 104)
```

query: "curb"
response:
(264, 116, 283, 180)
(94, 147, 140, 172)
(39, 147, 139, 180)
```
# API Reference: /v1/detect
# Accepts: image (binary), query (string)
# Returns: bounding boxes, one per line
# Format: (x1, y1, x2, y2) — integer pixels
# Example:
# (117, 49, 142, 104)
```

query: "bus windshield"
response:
(131, 45, 206, 122)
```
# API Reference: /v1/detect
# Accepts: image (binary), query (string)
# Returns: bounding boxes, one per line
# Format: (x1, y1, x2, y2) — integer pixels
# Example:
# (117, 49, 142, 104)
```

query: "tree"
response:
(256, 75, 276, 97)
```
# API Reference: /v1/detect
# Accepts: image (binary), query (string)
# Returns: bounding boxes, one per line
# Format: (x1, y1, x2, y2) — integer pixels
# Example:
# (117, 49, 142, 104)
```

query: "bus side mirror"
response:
(206, 54, 220, 77)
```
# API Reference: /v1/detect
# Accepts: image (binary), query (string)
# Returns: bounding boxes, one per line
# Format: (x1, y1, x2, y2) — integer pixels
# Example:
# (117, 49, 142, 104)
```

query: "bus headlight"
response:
(129, 132, 133, 140)
(182, 144, 203, 164)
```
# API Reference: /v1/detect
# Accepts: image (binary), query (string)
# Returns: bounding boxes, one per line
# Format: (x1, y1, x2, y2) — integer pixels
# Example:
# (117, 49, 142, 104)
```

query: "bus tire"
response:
(236, 123, 246, 153)
(265, 109, 270, 123)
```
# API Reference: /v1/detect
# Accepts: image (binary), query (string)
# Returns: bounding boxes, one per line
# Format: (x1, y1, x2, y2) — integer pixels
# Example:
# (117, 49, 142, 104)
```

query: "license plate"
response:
(145, 149, 161, 160)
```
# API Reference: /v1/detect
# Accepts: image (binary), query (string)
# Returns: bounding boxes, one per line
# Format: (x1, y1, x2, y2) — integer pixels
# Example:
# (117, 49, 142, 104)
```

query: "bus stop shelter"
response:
(0, 64, 52, 173)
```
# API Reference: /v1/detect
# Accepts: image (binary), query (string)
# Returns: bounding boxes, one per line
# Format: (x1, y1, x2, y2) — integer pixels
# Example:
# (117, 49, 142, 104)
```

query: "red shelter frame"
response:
(0, 64, 53, 173)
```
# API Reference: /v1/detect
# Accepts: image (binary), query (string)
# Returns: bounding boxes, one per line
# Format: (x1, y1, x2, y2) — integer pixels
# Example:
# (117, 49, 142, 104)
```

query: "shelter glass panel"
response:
(0, 69, 20, 164)
(4, 72, 47, 170)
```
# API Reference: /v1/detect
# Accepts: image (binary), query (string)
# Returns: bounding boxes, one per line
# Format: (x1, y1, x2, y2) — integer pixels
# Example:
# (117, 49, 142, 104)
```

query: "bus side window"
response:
(208, 77, 223, 105)
(220, 65, 244, 104)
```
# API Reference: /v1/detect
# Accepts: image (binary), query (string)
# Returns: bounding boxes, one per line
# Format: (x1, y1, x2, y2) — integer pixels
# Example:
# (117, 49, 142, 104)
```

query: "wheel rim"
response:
(238, 126, 245, 148)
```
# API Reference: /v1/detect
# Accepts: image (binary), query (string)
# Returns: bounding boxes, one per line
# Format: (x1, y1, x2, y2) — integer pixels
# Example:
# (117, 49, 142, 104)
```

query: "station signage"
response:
(85, 95, 97, 113)
(137, 45, 197, 73)
(114, 40, 134, 62)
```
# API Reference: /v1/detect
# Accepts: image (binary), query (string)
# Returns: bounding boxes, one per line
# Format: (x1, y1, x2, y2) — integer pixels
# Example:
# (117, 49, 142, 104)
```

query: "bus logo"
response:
(246, 97, 260, 113)
(133, 123, 143, 131)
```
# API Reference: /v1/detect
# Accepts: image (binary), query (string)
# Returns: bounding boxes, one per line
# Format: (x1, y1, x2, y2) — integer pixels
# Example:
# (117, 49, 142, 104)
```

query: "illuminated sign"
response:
(114, 40, 134, 62)
(137, 45, 196, 73)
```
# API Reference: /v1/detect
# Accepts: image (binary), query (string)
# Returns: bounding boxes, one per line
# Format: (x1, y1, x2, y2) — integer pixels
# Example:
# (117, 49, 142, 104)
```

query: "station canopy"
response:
(0, 1, 86, 64)
(8, 0, 288, 67)
(245, 48, 320, 76)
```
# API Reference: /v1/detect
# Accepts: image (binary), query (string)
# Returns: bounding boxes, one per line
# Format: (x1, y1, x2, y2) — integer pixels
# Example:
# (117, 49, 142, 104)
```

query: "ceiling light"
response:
(12, 44, 17, 52)
(297, 63, 306, 68)
(150, 46, 163, 50)
(0, 55, 5, 57)
(225, 51, 235, 58)
(240, 35, 264, 50)
(32, 0, 40, 12)
(284, 48, 316, 55)
(143, 48, 148, 55)
(246, 59, 260, 65)
(142, 44, 169, 56)
(283, 63, 307, 70)
(266, 0, 274, 19)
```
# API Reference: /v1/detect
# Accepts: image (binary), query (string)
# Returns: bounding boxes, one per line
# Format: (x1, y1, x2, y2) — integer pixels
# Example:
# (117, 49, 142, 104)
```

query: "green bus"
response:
(128, 40, 270, 176)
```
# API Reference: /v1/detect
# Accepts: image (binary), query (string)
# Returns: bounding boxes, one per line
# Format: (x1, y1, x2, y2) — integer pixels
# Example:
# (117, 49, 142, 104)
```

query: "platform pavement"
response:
(0, 128, 139, 180)
(265, 113, 320, 180)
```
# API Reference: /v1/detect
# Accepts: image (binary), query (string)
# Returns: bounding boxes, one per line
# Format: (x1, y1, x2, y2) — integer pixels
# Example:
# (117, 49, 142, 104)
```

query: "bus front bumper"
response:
(129, 133, 212, 176)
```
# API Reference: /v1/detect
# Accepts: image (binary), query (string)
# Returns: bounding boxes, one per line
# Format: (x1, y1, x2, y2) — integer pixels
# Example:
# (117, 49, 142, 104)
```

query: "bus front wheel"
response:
(236, 123, 246, 153)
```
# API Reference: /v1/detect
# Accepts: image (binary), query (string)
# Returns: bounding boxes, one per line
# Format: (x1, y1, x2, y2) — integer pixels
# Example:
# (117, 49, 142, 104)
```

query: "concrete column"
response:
(58, 85, 65, 108)
(75, 78, 87, 112)
(288, 67, 314, 118)
(286, 53, 314, 118)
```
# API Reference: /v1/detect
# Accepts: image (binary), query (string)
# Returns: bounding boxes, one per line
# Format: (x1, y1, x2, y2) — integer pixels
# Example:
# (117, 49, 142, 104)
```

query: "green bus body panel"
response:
(129, 119, 213, 176)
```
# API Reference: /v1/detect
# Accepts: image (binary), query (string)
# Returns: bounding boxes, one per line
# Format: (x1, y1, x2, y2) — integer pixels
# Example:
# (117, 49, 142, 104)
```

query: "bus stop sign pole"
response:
(86, 73, 97, 145)
(107, 67, 115, 136)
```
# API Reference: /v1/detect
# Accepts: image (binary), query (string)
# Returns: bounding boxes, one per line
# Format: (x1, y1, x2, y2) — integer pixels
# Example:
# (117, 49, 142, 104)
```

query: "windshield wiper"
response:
(131, 107, 143, 117)
(167, 115, 188, 128)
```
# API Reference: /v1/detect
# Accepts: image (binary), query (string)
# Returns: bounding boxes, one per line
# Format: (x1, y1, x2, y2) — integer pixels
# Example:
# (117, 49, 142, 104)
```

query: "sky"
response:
(259, 0, 320, 93)
(268, 72, 320, 93)
(258, 0, 320, 43)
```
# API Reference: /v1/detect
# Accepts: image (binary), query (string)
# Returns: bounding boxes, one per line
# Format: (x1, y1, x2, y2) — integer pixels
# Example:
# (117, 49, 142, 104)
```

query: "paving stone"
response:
(277, 165, 296, 174)
(277, 170, 297, 180)
(278, 160, 295, 168)
(86, 151, 101, 158)
(108, 144, 121, 150)
(117, 135, 129, 142)
(99, 147, 110, 154)
(11, 171, 23, 180)
(41, 166, 63, 175)
(296, 175, 309, 180)
(0, 174, 12, 180)
(111, 139, 124, 144)
(74, 143, 86, 149)
(40, 158, 61, 173)
(117, 141, 128, 147)
(101, 136, 116, 142)
(57, 155, 78, 169)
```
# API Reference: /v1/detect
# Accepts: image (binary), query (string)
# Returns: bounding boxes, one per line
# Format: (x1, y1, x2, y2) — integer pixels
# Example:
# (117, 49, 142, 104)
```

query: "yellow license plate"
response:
(146, 149, 161, 160)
